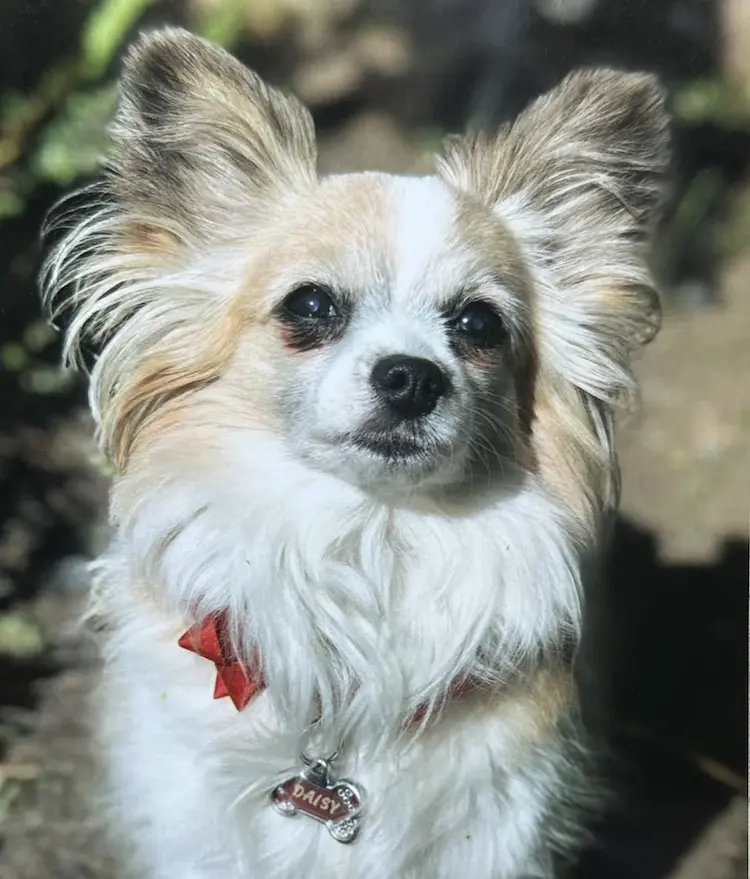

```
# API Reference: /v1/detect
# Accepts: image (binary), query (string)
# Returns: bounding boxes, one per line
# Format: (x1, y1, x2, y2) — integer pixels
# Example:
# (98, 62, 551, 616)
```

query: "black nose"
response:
(370, 355, 448, 418)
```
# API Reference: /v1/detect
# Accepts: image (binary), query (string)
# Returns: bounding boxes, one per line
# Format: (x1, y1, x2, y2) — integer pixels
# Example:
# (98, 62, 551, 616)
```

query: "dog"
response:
(41, 27, 670, 879)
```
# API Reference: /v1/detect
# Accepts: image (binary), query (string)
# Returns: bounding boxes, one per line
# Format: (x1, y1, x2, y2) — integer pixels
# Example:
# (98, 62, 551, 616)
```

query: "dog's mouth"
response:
(349, 431, 427, 460)
(320, 424, 468, 486)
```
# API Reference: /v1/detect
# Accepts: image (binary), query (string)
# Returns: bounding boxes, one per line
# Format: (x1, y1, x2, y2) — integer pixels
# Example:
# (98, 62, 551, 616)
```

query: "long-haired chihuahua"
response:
(41, 27, 669, 879)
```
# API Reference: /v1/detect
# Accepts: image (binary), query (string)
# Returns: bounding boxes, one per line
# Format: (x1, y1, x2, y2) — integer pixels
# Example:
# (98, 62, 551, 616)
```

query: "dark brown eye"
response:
(453, 302, 507, 348)
(283, 284, 338, 320)
(278, 284, 346, 352)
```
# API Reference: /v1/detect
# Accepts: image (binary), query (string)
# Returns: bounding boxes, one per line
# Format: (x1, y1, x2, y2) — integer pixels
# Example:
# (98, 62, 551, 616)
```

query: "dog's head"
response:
(43, 28, 669, 523)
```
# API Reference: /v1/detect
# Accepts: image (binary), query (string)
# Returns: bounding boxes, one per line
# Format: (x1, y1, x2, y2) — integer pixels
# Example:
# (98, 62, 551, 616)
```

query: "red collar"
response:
(179, 612, 477, 720)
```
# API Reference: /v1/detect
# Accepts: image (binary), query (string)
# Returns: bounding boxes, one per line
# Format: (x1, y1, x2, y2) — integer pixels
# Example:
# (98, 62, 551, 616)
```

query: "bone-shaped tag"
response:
(270, 761, 363, 843)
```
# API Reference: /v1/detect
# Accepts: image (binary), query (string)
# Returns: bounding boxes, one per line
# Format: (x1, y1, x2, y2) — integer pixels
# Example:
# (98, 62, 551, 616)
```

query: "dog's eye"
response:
(283, 285, 338, 320)
(453, 302, 507, 348)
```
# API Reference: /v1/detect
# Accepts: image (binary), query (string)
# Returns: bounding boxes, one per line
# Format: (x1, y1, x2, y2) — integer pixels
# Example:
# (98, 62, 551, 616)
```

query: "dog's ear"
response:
(111, 27, 317, 247)
(439, 69, 670, 388)
(41, 29, 318, 471)
(439, 71, 670, 519)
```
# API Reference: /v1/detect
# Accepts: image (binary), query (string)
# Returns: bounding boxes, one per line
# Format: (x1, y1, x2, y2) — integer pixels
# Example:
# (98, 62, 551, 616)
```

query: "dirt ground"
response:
(0, 21, 748, 877)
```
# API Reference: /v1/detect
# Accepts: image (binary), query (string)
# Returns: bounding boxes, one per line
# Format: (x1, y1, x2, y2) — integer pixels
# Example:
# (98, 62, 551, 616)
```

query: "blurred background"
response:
(0, 1, 747, 877)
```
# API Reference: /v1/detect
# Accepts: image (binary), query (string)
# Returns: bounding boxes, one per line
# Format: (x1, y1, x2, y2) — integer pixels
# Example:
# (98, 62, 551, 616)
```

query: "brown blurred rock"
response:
(293, 49, 365, 106)
(317, 111, 427, 175)
(292, 24, 410, 106)
(618, 254, 750, 562)
(666, 796, 748, 879)
(352, 24, 411, 77)
(723, 0, 750, 105)
(190, 0, 359, 42)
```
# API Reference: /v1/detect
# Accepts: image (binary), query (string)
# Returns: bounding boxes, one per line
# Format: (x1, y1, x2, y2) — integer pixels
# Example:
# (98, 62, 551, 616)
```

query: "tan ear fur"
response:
(112, 26, 318, 248)
(439, 68, 670, 353)
(41, 28, 319, 470)
(439, 69, 671, 522)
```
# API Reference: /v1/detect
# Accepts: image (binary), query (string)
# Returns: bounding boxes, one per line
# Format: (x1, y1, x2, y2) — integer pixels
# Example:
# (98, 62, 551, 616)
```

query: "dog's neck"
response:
(111, 438, 584, 746)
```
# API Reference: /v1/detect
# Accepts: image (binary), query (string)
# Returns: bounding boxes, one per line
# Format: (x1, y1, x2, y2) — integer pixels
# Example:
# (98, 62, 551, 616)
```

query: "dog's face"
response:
(43, 28, 669, 519)
(233, 173, 533, 490)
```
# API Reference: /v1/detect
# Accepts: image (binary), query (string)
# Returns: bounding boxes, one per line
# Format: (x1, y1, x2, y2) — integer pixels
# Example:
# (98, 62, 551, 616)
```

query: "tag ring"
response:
(300, 748, 339, 768)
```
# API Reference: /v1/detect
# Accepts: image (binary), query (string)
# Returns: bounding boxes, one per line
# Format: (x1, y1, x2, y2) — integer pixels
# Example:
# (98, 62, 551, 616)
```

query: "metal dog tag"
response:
(270, 757, 363, 843)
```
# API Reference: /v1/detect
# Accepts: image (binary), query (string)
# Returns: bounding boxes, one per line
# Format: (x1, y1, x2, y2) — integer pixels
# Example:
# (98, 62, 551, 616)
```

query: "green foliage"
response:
(1, 344, 28, 373)
(31, 85, 117, 184)
(81, 0, 160, 80)
(0, 0, 251, 219)
(0, 61, 78, 217)
(673, 78, 750, 129)
(1, 320, 74, 395)
(194, 0, 247, 47)
(0, 611, 45, 658)
(0, 777, 22, 824)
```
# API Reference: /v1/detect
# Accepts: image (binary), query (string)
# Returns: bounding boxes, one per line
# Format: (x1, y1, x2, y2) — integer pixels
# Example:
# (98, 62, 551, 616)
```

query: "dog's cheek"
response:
(272, 359, 320, 436)
(465, 359, 535, 467)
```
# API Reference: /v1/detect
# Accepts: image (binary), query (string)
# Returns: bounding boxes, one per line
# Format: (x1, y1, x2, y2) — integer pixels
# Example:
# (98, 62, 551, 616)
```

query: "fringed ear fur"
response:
(40, 28, 318, 470)
(111, 26, 317, 245)
(439, 69, 671, 522)
(438, 68, 671, 404)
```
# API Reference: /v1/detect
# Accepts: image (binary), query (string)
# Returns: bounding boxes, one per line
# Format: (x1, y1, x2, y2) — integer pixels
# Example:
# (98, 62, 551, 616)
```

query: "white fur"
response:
(98, 433, 584, 879)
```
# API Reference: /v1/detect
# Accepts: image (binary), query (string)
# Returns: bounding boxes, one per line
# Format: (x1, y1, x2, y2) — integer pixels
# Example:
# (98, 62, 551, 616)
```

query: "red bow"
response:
(179, 613, 477, 718)
(178, 612, 263, 711)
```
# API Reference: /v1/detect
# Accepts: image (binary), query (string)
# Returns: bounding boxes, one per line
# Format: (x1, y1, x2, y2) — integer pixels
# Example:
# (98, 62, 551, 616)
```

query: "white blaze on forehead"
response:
(388, 176, 461, 306)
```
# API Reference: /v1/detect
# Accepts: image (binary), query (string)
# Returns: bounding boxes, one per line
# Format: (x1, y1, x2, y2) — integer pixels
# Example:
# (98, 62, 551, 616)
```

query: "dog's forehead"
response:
(311, 173, 473, 305)
(388, 175, 464, 297)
